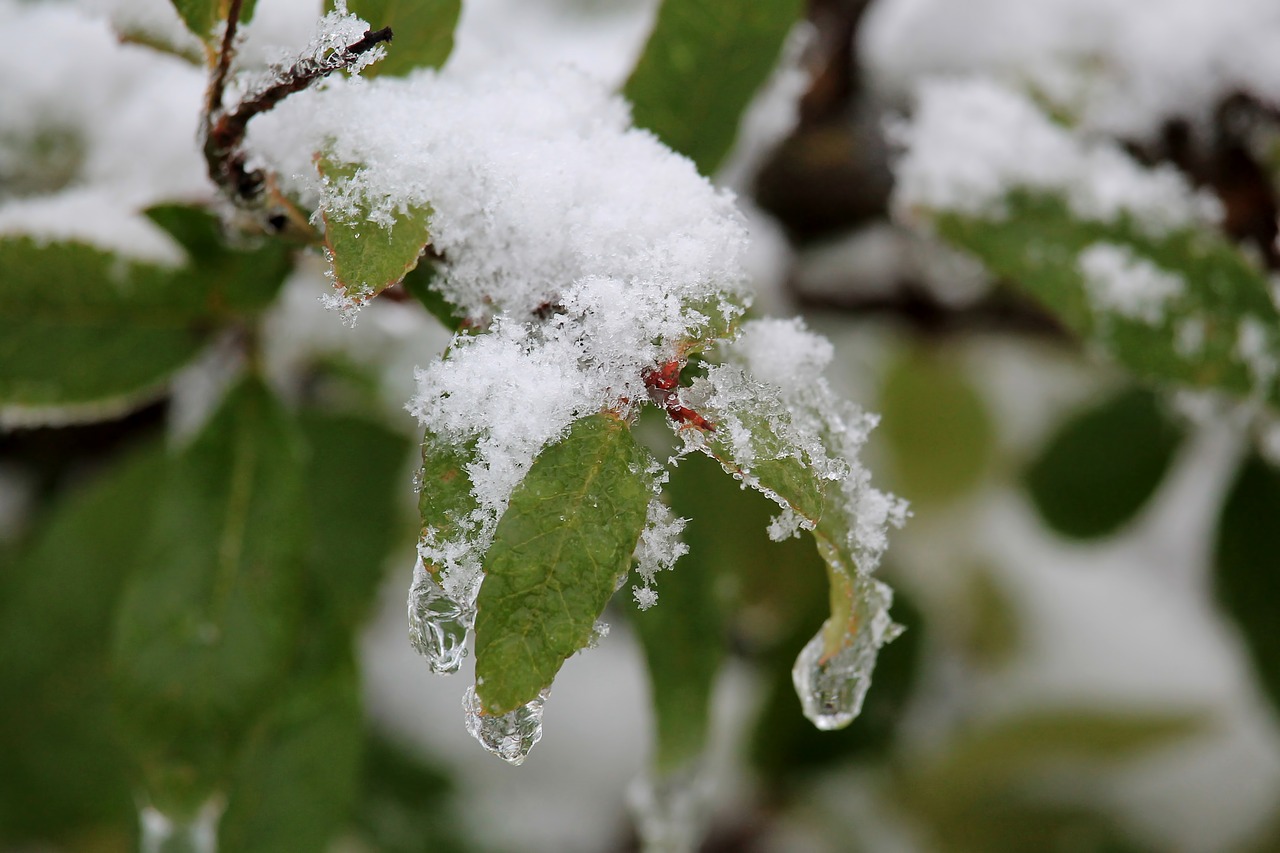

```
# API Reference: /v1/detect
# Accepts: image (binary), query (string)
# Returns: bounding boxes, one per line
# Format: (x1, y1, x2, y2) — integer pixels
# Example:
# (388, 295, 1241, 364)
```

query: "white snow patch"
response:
(1079, 243, 1185, 325)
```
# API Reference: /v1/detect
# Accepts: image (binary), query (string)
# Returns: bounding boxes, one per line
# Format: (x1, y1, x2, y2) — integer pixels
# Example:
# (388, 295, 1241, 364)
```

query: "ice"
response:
(407, 558, 472, 674)
(791, 576, 903, 730)
(627, 764, 713, 853)
(138, 796, 222, 853)
(463, 685, 548, 766)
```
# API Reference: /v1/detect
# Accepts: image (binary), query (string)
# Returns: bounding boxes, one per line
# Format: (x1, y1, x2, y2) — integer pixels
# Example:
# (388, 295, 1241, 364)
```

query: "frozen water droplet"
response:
(408, 559, 471, 674)
(462, 685, 547, 766)
(791, 576, 900, 731)
(139, 796, 222, 853)
(411, 468, 424, 493)
(628, 764, 711, 853)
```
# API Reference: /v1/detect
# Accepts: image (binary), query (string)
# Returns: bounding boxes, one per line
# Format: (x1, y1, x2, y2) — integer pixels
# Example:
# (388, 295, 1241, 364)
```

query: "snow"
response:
(863, 0, 1280, 139)
(0, 0, 209, 262)
(892, 78, 1222, 234)
(1079, 242, 1186, 325)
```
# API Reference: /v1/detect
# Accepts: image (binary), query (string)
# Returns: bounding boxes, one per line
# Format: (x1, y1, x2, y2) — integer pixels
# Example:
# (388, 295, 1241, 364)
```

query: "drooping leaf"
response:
(695, 367, 902, 730)
(333, 0, 461, 77)
(112, 377, 307, 814)
(474, 413, 653, 714)
(878, 348, 995, 506)
(0, 219, 290, 415)
(1214, 452, 1280, 716)
(625, 0, 804, 175)
(0, 440, 165, 844)
(318, 154, 434, 307)
(299, 410, 413, 629)
(220, 656, 362, 853)
(934, 191, 1280, 405)
(1026, 386, 1184, 539)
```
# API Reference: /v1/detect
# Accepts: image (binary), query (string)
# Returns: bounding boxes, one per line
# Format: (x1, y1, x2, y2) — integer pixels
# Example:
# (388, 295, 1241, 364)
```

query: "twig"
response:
(203, 26, 393, 204)
(205, 0, 245, 120)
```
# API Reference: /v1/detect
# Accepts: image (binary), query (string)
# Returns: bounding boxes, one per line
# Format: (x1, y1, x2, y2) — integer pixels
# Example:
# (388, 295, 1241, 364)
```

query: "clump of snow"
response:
(1079, 243, 1185, 325)
(631, 499, 689, 606)
(892, 78, 1222, 234)
(1236, 316, 1279, 393)
(863, 0, 1280, 139)
(248, 66, 749, 322)
(733, 317, 834, 390)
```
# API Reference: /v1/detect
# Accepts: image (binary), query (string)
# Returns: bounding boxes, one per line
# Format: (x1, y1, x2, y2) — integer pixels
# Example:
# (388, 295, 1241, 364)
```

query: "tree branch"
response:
(203, 26, 393, 205)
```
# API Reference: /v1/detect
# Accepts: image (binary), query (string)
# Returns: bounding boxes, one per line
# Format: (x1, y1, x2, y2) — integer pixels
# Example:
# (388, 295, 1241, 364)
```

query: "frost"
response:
(1079, 243, 1185, 325)
(792, 576, 903, 730)
(632, 499, 689, 598)
(463, 685, 547, 766)
(766, 507, 807, 541)
(892, 78, 1222, 234)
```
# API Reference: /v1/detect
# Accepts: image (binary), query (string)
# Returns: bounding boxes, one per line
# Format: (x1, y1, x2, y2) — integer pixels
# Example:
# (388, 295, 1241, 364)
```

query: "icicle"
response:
(138, 796, 222, 853)
(408, 558, 471, 674)
(791, 575, 902, 731)
(627, 763, 712, 853)
(462, 685, 547, 766)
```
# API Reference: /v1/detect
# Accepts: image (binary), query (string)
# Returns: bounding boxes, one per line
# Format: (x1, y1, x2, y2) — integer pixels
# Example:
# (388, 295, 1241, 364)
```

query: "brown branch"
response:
(205, 0, 245, 120)
(202, 26, 393, 204)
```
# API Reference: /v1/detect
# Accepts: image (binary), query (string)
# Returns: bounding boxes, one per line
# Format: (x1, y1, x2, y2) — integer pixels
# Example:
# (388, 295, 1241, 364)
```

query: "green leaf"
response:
(112, 377, 307, 814)
(625, 0, 803, 175)
(878, 348, 995, 506)
(318, 154, 434, 306)
(0, 224, 290, 413)
(351, 734, 470, 853)
(300, 410, 412, 629)
(1026, 387, 1184, 539)
(475, 413, 653, 714)
(0, 440, 165, 843)
(934, 191, 1280, 404)
(220, 657, 362, 853)
(170, 0, 258, 48)
(1214, 452, 1280, 717)
(334, 0, 461, 77)
(418, 427, 479, 571)
(145, 204, 293, 314)
(632, 453, 726, 772)
(695, 368, 902, 729)
(403, 258, 468, 333)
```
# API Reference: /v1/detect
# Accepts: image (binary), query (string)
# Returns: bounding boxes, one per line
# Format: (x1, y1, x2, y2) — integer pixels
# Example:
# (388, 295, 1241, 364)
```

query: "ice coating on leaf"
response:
(893, 78, 1222, 235)
(407, 558, 471, 674)
(1079, 243, 1186, 325)
(463, 685, 547, 766)
(792, 575, 903, 730)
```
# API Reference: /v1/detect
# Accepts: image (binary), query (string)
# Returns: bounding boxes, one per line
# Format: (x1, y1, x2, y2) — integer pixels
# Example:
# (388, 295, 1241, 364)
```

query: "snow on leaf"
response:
(317, 153, 433, 313)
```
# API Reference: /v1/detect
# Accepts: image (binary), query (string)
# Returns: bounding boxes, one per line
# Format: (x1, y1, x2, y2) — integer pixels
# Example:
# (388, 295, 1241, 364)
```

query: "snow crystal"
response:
(632, 586, 660, 611)
(1079, 243, 1185, 325)
(892, 78, 1222, 234)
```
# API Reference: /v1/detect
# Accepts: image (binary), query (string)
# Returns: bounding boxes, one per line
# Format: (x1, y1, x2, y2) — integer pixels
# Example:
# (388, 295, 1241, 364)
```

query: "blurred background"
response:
(4, 0, 1280, 851)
